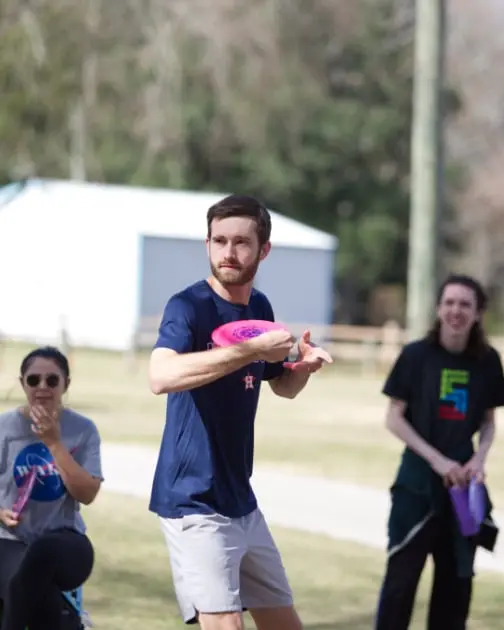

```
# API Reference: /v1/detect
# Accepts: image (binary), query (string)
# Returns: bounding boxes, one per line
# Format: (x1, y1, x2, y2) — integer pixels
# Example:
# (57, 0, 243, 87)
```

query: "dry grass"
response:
(2, 339, 503, 626)
(2, 340, 504, 510)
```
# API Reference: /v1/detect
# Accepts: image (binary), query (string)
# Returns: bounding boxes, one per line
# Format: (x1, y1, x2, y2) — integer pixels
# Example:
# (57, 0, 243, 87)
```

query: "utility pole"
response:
(406, 0, 446, 339)
(69, 100, 87, 181)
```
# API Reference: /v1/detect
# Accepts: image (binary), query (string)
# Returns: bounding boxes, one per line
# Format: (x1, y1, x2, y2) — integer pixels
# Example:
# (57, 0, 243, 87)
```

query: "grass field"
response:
(3, 339, 504, 627)
(3, 340, 504, 507)
(82, 492, 504, 629)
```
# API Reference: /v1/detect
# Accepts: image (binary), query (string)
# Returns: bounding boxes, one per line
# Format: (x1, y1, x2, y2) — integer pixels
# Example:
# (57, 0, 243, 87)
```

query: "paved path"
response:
(101, 443, 504, 575)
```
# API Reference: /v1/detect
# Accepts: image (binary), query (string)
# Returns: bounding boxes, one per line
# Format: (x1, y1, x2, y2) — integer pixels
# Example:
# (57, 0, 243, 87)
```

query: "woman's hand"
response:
(462, 453, 486, 484)
(431, 453, 466, 487)
(29, 404, 61, 448)
(0, 508, 20, 528)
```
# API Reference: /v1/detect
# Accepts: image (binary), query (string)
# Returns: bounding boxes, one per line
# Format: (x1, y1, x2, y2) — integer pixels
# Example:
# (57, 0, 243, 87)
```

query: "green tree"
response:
(0, 0, 462, 322)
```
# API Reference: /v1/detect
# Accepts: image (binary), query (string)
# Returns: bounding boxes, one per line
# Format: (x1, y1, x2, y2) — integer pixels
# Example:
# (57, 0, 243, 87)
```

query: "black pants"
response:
(375, 516, 474, 630)
(0, 528, 94, 630)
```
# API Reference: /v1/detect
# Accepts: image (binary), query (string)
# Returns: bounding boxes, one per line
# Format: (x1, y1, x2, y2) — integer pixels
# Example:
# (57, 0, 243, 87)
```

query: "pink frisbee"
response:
(12, 469, 37, 517)
(211, 319, 288, 347)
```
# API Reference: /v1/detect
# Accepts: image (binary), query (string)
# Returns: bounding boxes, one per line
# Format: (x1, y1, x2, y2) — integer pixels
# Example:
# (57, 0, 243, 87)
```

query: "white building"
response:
(0, 179, 337, 351)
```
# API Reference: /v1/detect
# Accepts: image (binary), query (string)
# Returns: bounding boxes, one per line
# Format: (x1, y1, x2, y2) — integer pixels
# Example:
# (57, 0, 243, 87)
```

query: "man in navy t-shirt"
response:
(148, 194, 332, 629)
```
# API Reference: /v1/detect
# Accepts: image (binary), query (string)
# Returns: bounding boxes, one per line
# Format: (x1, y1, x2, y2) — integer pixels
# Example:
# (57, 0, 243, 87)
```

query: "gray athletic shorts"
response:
(159, 508, 294, 624)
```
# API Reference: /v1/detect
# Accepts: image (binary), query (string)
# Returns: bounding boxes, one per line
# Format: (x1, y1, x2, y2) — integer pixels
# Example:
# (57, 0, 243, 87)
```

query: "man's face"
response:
(207, 216, 270, 287)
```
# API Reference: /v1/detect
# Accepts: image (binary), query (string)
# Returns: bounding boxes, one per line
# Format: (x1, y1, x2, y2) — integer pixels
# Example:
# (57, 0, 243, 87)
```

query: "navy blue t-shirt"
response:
(149, 280, 285, 519)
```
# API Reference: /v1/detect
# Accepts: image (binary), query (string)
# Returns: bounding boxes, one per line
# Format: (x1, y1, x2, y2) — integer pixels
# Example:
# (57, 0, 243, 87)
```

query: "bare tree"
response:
(445, 0, 504, 288)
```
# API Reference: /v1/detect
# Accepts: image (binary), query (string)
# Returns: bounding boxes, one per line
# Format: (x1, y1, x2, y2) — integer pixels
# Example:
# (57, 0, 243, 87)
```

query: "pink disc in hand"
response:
(12, 469, 37, 517)
(211, 319, 288, 347)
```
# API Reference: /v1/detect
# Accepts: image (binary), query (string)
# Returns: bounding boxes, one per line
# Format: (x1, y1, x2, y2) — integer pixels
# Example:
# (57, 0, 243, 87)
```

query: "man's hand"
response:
(247, 329, 296, 363)
(283, 330, 333, 373)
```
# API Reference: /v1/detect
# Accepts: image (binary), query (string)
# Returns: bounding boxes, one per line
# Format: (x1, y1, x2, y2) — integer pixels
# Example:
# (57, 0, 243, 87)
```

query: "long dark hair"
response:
(426, 274, 489, 358)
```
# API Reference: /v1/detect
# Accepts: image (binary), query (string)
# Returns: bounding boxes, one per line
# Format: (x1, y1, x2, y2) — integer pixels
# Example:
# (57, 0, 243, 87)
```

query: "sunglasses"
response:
(25, 373, 61, 388)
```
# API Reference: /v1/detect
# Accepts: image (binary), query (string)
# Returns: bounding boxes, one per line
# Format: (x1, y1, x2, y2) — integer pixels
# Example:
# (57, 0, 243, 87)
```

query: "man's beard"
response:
(210, 256, 260, 287)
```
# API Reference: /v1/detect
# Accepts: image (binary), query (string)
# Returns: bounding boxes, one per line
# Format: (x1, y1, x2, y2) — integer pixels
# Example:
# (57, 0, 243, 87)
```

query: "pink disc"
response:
(12, 469, 37, 517)
(211, 319, 287, 347)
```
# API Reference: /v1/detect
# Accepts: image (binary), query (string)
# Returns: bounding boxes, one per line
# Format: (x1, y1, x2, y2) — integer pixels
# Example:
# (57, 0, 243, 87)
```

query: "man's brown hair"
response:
(207, 195, 272, 246)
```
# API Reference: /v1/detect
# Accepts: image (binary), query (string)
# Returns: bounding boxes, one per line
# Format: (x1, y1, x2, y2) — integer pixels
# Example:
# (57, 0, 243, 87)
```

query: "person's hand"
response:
(462, 453, 486, 484)
(0, 508, 20, 528)
(283, 330, 333, 373)
(29, 404, 61, 448)
(248, 329, 296, 363)
(431, 453, 466, 487)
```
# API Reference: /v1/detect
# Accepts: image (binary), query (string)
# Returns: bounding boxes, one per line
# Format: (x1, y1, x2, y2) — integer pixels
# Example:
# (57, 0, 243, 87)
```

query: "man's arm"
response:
(149, 293, 259, 394)
(151, 291, 295, 395)
(268, 369, 310, 399)
(149, 344, 261, 395)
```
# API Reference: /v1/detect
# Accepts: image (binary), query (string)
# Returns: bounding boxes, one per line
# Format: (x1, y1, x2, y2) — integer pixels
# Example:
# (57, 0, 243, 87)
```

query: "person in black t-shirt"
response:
(375, 274, 504, 630)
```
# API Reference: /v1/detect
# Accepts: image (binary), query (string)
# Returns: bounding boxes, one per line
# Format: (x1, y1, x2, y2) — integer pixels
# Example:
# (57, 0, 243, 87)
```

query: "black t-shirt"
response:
(383, 339, 504, 461)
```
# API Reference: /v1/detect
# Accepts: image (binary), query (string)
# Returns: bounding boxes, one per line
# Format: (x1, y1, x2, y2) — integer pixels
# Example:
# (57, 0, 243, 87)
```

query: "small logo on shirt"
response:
(439, 369, 469, 421)
(13, 443, 67, 502)
(243, 373, 256, 390)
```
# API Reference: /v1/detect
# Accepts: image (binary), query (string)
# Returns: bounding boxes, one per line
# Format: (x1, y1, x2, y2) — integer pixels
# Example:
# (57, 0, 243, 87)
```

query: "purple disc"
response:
(449, 486, 479, 537)
(468, 479, 486, 526)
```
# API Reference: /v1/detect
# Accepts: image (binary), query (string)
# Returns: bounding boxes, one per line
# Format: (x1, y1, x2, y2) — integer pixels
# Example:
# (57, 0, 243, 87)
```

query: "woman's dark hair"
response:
(426, 274, 489, 358)
(20, 346, 71, 381)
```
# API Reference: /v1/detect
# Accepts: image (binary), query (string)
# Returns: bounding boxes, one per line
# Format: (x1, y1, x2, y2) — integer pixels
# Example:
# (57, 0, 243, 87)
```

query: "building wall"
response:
(0, 180, 336, 351)
(139, 236, 210, 317)
(0, 191, 66, 344)
(0, 187, 140, 351)
(139, 236, 335, 326)
(255, 246, 334, 325)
